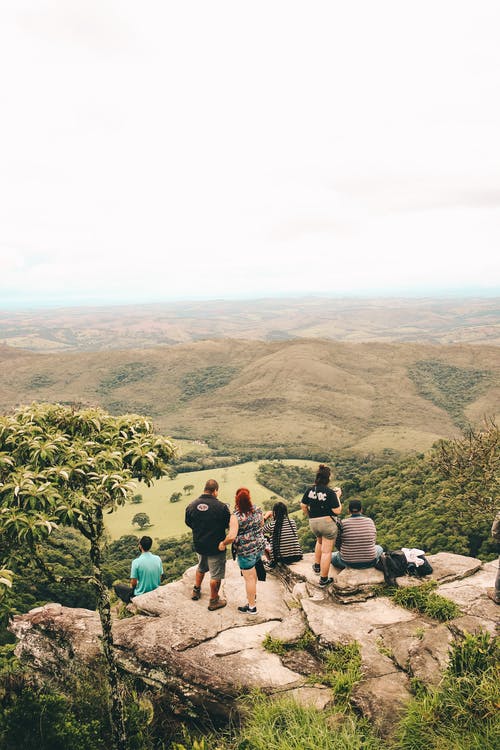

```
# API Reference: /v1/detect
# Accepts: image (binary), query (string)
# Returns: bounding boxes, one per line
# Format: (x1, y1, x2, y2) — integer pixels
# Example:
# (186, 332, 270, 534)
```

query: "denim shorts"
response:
(237, 553, 260, 570)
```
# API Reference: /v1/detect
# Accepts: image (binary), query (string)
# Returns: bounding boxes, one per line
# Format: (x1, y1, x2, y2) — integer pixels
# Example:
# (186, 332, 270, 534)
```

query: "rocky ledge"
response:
(10, 553, 499, 736)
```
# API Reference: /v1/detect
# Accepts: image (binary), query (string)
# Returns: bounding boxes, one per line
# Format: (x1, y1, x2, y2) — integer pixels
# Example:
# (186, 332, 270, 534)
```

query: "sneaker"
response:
(312, 563, 320, 574)
(487, 588, 500, 605)
(191, 586, 201, 601)
(319, 576, 333, 587)
(238, 604, 257, 614)
(208, 596, 227, 611)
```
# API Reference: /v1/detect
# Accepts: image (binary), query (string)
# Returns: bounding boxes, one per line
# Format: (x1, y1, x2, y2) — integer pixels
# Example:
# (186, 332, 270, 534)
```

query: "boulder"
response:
(10, 551, 496, 737)
(427, 552, 483, 582)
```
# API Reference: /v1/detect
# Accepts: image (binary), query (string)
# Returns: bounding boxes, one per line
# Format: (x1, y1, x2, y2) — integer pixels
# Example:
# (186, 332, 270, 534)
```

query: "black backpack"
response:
(375, 550, 433, 586)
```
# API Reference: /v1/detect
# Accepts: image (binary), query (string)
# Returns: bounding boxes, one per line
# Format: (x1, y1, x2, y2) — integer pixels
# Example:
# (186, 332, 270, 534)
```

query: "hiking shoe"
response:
(312, 563, 321, 574)
(208, 597, 227, 611)
(191, 586, 201, 601)
(238, 604, 257, 615)
(487, 588, 500, 605)
(319, 576, 333, 587)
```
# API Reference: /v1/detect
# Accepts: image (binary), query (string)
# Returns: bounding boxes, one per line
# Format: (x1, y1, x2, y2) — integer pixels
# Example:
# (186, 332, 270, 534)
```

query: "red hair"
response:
(235, 487, 253, 514)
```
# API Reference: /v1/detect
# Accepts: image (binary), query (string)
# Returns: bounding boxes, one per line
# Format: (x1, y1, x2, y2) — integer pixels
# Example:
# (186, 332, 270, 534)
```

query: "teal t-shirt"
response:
(130, 551, 162, 596)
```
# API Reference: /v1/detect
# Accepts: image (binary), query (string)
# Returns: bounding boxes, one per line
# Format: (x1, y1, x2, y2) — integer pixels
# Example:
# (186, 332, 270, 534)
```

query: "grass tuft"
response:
(391, 581, 460, 621)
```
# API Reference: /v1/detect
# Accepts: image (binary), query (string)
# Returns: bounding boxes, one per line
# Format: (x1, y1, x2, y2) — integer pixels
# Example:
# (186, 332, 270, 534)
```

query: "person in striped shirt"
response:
(331, 499, 383, 570)
(263, 502, 303, 566)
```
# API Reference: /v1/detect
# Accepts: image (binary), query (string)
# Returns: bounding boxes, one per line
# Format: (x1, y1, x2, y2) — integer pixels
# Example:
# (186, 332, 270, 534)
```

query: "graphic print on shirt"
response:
(196, 503, 209, 511)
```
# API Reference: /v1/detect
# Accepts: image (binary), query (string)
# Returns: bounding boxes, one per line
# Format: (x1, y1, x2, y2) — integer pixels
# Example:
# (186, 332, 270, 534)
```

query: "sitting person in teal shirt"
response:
(114, 536, 163, 603)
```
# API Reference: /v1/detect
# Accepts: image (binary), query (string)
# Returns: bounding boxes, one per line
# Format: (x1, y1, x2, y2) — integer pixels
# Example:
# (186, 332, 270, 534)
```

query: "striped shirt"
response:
(263, 517, 302, 563)
(339, 514, 378, 564)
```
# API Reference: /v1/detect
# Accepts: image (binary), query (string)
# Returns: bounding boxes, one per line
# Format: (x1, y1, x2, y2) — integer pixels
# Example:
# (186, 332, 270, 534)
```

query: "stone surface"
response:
(267, 608, 306, 643)
(301, 596, 416, 647)
(10, 550, 496, 737)
(333, 566, 385, 594)
(352, 672, 412, 737)
(437, 560, 499, 625)
(280, 685, 333, 710)
(427, 552, 483, 582)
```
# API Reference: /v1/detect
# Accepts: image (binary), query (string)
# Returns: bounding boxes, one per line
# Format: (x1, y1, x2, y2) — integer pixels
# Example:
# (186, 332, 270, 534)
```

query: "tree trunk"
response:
(89, 508, 128, 750)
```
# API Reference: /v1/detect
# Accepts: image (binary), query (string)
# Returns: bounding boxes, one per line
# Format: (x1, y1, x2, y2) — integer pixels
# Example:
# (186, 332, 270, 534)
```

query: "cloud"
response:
(0, 2, 499, 306)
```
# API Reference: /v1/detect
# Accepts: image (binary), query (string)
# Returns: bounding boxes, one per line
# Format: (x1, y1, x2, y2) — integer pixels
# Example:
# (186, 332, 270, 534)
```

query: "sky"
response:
(0, 0, 499, 309)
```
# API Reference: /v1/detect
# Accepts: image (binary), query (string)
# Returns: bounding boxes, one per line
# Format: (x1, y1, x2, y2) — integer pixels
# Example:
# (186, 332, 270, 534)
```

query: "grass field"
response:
(104, 459, 318, 541)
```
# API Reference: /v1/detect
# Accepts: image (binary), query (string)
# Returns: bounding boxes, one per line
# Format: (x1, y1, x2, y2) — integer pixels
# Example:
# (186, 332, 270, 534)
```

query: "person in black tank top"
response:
(301, 464, 342, 586)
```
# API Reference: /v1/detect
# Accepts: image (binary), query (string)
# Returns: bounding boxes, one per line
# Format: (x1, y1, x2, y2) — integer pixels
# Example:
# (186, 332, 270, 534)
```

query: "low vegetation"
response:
(408, 359, 491, 429)
(394, 632, 500, 750)
(391, 581, 460, 622)
(180, 366, 239, 401)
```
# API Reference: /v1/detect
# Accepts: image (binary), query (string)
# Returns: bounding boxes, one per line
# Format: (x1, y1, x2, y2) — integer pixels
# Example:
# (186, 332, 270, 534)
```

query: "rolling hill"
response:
(1, 296, 499, 351)
(1, 338, 498, 454)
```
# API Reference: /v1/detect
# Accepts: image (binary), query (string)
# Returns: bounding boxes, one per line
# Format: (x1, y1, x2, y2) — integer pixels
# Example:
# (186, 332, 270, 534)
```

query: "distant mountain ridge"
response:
(1, 296, 499, 351)
(1, 338, 498, 454)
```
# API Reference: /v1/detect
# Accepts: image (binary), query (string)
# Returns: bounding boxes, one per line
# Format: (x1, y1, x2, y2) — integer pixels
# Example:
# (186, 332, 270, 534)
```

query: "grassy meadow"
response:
(104, 459, 318, 541)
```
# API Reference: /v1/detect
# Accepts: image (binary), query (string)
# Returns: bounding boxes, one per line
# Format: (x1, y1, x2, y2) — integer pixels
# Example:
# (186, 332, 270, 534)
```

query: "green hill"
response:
(0, 338, 498, 454)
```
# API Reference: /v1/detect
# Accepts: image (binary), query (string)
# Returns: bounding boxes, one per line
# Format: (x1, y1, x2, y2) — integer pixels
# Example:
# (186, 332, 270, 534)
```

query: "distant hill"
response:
(1, 296, 499, 351)
(1, 338, 498, 454)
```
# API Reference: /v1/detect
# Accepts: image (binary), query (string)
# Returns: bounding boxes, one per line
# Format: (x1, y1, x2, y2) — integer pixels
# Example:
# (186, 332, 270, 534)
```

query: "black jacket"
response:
(185, 493, 230, 555)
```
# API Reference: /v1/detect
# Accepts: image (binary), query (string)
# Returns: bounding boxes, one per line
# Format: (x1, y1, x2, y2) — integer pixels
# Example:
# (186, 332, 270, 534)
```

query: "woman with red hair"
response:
(227, 487, 265, 615)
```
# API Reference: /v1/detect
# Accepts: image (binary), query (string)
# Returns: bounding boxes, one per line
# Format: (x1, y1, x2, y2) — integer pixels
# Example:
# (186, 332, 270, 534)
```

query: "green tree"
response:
(131, 493, 143, 504)
(0, 403, 175, 750)
(183, 484, 194, 495)
(132, 512, 150, 529)
(170, 491, 183, 503)
(430, 419, 499, 523)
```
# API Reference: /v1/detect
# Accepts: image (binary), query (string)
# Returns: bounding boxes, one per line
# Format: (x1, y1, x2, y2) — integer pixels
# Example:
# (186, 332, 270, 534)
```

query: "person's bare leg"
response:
(195, 570, 205, 589)
(210, 578, 221, 600)
(242, 567, 257, 607)
(314, 537, 322, 566)
(320, 538, 334, 578)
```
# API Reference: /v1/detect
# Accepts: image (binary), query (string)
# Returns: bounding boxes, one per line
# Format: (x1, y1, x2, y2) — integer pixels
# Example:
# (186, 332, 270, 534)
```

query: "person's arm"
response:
(331, 487, 342, 515)
(218, 514, 239, 551)
(130, 559, 138, 589)
(263, 510, 273, 520)
(300, 489, 310, 517)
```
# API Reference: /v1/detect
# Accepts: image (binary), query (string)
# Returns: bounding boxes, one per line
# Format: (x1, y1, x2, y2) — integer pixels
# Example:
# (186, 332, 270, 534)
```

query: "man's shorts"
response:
(237, 552, 261, 570)
(309, 516, 338, 541)
(197, 551, 226, 580)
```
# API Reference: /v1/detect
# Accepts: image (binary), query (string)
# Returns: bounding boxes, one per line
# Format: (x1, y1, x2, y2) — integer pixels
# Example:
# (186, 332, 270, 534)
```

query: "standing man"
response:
(114, 536, 163, 604)
(331, 499, 383, 570)
(185, 478, 234, 611)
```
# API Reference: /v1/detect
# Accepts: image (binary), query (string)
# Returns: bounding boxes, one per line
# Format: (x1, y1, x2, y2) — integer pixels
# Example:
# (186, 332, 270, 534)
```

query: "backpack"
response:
(375, 551, 408, 586)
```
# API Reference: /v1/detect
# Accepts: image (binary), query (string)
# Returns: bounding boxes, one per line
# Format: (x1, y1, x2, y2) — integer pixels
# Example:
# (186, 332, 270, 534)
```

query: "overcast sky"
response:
(0, 1, 499, 309)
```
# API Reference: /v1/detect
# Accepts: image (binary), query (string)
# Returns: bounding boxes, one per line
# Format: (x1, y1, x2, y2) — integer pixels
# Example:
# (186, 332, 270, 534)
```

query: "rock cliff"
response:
(10, 553, 498, 736)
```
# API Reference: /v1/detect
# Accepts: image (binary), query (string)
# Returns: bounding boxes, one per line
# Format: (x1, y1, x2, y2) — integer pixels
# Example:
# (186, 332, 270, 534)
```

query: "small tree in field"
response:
(170, 491, 183, 503)
(183, 484, 194, 495)
(132, 512, 150, 529)
(0, 403, 175, 750)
